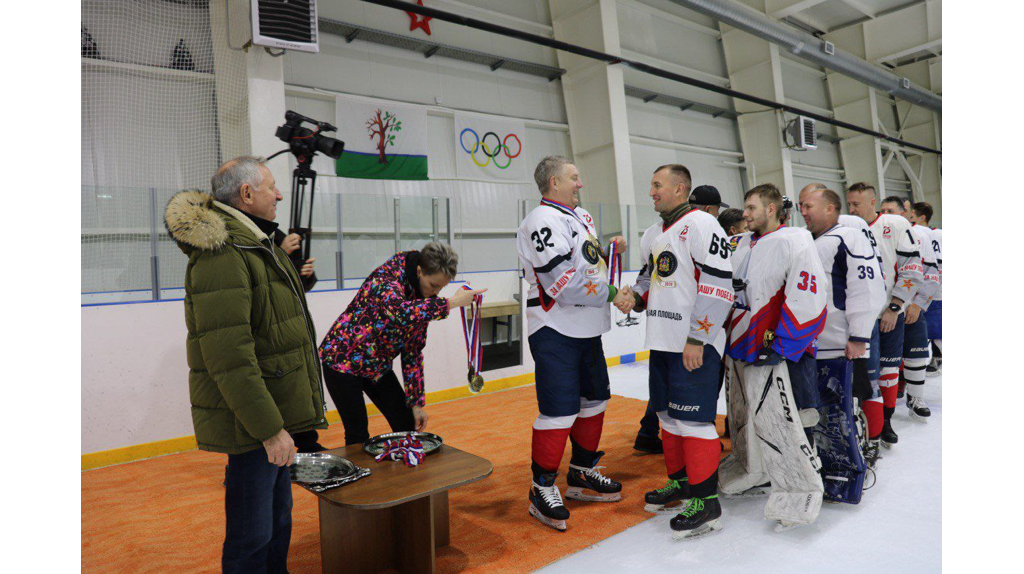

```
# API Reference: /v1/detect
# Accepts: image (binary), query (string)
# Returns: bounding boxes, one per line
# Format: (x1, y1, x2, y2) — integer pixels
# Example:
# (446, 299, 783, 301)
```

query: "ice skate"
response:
(775, 520, 803, 533)
(863, 439, 882, 469)
(529, 473, 569, 531)
(565, 454, 622, 502)
(722, 481, 771, 499)
(670, 495, 723, 540)
(907, 395, 931, 423)
(644, 478, 690, 514)
(880, 421, 898, 449)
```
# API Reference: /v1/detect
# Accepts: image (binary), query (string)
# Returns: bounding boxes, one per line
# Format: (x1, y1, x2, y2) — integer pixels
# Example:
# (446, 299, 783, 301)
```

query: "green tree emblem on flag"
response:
(366, 109, 402, 164)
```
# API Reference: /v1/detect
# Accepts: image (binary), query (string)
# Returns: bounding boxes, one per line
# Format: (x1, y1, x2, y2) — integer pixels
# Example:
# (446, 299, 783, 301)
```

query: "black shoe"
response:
(907, 395, 932, 422)
(566, 452, 622, 502)
(634, 433, 663, 454)
(881, 421, 898, 449)
(529, 472, 569, 531)
(644, 478, 690, 514)
(670, 495, 723, 540)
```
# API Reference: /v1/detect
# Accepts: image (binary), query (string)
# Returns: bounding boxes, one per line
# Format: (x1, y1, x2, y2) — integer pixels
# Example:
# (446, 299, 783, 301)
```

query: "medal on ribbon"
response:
(460, 285, 485, 393)
(610, 241, 639, 327)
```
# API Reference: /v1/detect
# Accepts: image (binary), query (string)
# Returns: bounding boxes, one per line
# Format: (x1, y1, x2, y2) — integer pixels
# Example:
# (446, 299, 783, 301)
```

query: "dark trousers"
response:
(323, 364, 415, 445)
(223, 447, 292, 574)
(638, 400, 659, 438)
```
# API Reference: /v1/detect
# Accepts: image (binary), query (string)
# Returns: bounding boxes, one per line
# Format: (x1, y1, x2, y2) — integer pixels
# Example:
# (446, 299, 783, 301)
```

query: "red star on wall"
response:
(407, 0, 433, 35)
(697, 315, 715, 334)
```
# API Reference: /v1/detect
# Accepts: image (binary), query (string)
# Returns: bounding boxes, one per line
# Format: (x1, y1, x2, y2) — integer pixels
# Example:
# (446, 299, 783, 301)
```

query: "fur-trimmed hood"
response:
(164, 190, 268, 253)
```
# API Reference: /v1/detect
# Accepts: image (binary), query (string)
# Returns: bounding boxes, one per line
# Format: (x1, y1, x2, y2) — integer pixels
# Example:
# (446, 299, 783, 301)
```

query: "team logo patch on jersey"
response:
(763, 329, 776, 350)
(679, 224, 690, 240)
(656, 251, 678, 277)
(728, 236, 739, 251)
(582, 240, 601, 265)
(584, 280, 599, 296)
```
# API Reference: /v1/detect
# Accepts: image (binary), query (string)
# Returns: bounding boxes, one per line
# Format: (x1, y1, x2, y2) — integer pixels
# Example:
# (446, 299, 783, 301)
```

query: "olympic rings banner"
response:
(454, 113, 529, 182)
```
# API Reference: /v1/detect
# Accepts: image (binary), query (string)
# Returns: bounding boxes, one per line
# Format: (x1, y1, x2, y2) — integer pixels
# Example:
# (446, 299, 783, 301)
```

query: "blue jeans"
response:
(223, 447, 293, 573)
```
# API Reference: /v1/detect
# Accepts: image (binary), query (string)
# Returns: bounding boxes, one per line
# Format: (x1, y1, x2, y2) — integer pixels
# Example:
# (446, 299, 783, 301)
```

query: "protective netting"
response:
(81, 0, 248, 301)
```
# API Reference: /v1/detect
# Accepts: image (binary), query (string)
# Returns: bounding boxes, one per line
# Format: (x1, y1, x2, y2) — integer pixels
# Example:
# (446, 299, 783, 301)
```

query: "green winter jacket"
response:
(165, 190, 327, 454)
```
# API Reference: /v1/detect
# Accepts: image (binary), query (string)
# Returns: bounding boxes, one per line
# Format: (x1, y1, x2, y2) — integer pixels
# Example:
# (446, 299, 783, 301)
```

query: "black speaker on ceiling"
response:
(250, 0, 320, 53)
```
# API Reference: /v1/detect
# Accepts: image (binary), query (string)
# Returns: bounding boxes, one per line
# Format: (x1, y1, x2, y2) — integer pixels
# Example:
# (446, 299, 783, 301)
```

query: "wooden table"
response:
(312, 444, 493, 573)
(480, 300, 521, 319)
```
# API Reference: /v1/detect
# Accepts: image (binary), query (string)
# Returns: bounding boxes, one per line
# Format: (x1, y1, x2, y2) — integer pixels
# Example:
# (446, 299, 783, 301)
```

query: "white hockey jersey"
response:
(632, 208, 734, 355)
(517, 198, 611, 338)
(726, 226, 828, 363)
(865, 213, 923, 310)
(812, 224, 887, 360)
(909, 223, 941, 311)
(838, 214, 883, 277)
(929, 228, 942, 301)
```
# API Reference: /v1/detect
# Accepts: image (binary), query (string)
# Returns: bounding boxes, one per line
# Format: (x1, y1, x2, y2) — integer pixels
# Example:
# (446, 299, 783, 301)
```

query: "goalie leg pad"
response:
(720, 358, 771, 495)
(814, 358, 867, 504)
(744, 362, 824, 525)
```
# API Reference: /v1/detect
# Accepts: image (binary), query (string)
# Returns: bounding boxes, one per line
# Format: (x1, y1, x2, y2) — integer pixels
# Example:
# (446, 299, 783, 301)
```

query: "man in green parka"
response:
(165, 155, 327, 573)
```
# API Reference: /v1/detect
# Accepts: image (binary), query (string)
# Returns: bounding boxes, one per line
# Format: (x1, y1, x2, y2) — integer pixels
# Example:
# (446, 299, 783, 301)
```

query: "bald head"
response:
(798, 183, 828, 214)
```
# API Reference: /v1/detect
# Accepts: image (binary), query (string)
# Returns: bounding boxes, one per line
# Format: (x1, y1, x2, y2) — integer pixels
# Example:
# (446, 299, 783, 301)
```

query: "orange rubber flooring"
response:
(82, 386, 728, 572)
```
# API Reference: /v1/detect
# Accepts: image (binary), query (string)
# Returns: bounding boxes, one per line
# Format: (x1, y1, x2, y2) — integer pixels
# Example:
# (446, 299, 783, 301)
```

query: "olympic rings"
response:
(459, 128, 521, 170)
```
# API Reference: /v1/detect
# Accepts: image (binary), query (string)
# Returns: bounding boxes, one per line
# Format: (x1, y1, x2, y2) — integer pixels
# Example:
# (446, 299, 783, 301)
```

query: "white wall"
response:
(81, 271, 647, 455)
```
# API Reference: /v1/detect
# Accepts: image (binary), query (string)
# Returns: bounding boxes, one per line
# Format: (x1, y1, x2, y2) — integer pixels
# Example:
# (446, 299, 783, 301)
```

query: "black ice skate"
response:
(529, 473, 569, 531)
(670, 495, 723, 540)
(644, 478, 690, 514)
(880, 421, 899, 449)
(907, 395, 932, 422)
(566, 454, 622, 502)
(863, 438, 882, 469)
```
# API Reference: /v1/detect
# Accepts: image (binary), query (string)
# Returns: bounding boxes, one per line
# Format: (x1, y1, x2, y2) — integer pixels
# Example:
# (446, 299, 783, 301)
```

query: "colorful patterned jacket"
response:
(319, 251, 449, 407)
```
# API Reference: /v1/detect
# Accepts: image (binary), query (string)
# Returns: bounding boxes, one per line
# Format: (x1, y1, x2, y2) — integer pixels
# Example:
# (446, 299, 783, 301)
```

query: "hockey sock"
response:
(863, 398, 884, 439)
(531, 427, 572, 479)
(880, 368, 899, 408)
(569, 411, 605, 454)
(883, 406, 895, 423)
(681, 436, 720, 487)
(661, 430, 687, 478)
(568, 437, 599, 467)
(905, 361, 927, 398)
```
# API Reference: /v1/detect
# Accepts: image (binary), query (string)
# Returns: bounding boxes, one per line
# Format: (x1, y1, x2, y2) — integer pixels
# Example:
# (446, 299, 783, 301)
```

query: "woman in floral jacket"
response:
(318, 242, 485, 444)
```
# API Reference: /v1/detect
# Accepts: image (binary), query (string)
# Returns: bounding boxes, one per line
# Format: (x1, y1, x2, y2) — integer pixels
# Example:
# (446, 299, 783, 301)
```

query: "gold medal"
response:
(469, 374, 485, 394)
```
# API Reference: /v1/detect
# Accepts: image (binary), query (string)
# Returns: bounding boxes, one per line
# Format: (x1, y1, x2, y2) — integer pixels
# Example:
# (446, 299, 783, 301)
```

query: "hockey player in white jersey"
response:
(909, 203, 942, 375)
(801, 187, 887, 485)
(880, 197, 941, 421)
(846, 184, 924, 448)
(517, 156, 633, 531)
(613, 164, 733, 539)
(724, 183, 828, 530)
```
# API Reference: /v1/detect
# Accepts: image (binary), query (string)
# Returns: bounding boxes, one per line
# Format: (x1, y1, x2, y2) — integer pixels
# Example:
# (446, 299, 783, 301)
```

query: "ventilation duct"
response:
(667, 0, 941, 112)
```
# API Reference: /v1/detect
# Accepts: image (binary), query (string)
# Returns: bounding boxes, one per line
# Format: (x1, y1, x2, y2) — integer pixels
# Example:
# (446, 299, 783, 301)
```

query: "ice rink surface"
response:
(541, 361, 942, 573)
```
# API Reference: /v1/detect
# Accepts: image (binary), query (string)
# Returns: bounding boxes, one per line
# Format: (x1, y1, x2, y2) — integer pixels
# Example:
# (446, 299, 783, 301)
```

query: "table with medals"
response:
(308, 440, 492, 573)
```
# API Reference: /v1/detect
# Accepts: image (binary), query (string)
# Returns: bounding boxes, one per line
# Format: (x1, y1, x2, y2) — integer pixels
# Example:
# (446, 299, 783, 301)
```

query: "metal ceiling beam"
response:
(362, 0, 939, 155)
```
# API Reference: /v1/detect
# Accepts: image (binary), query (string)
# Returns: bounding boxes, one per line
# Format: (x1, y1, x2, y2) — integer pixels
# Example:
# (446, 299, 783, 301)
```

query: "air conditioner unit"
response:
(786, 116, 817, 150)
(251, 0, 320, 53)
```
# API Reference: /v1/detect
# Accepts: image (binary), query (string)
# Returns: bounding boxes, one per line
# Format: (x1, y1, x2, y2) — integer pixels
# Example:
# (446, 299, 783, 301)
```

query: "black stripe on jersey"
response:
(534, 251, 572, 274)
(695, 262, 732, 280)
(896, 249, 920, 257)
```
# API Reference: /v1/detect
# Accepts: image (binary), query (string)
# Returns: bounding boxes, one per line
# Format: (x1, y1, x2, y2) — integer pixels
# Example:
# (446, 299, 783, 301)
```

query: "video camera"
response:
(268, 111, 346, 283)
(275, 111, 345, 164)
